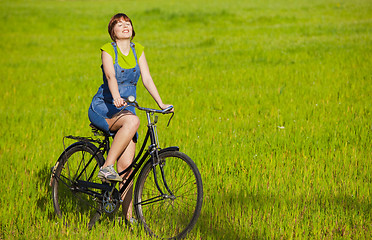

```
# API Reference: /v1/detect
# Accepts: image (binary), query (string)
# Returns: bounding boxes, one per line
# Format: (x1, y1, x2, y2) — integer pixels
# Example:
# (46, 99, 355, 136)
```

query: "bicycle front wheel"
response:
(134, 151, 203, 239)
(52, 142, 105, 225)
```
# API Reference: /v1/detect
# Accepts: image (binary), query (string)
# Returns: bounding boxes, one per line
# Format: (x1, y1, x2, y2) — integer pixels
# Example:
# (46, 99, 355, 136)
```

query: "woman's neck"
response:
(116, 39, 131, 56)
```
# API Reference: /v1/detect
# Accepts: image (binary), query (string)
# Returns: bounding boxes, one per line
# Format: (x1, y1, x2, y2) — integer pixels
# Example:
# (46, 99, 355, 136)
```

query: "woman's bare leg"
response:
(103, 112, 140, 168)
(117, 140, 136, 220)
(103, 112, 139, 220)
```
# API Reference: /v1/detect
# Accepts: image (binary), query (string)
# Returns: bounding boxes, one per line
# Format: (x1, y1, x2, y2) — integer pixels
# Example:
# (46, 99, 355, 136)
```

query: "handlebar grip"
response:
(162, 105, 174, 113)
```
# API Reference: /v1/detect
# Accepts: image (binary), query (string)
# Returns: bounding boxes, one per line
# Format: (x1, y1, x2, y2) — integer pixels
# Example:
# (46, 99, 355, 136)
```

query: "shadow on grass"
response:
(192, 189, 265, 239)
(194, 188, 371, 239)
(35, 163, 56, 220)
(196, 208, 264, 240)
(35, 162, 104, 223)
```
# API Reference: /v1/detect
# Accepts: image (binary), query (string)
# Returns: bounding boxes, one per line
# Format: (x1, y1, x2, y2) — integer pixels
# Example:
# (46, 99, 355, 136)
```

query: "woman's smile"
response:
(114, 20, 132, 39)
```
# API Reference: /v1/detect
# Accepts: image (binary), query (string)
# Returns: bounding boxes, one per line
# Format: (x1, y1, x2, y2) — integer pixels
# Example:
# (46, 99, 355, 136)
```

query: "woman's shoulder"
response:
(100, 42, 116, 60)
(101, 42, 115, 52)
(133, 42, 144, 57)
(133, 41, 143, 48)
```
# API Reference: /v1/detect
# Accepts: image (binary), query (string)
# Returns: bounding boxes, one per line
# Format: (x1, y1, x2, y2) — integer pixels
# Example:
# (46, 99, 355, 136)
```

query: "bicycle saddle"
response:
(89, 123, 116, 137)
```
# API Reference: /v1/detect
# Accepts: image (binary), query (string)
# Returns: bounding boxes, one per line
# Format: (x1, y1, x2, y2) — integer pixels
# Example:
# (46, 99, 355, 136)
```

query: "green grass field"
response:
(1, 0, 371, 239)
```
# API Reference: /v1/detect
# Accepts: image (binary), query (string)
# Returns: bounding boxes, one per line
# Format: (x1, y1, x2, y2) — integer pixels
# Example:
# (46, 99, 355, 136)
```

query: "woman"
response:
(88, 13, 172, 221)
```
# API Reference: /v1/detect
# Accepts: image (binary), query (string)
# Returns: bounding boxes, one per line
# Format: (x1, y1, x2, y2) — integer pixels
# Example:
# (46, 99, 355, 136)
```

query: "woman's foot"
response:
(98, 165, 122, 182)
(125, 217, 138, 226)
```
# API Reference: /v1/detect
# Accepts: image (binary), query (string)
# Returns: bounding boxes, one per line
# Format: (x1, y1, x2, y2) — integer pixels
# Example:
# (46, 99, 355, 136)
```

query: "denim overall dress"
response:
(88, 42, 140, 137)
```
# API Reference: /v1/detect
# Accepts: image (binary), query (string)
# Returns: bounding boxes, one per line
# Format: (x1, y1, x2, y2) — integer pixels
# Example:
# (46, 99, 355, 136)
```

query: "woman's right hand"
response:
(113, 97, 127, 108)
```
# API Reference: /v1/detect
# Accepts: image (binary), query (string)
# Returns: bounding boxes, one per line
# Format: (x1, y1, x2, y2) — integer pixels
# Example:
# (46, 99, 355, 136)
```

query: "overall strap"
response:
(111, 42, 119, 64)
(130, 42, 139, 64)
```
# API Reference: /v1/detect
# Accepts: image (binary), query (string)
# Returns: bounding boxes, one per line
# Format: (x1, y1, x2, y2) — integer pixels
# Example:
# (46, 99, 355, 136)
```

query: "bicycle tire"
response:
(52, 142, 105, 225)
(134, 151, 203, 239)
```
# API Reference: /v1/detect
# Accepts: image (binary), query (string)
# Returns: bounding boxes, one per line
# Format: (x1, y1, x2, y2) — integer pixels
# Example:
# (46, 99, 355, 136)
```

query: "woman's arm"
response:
(138, 52, 172, 110)
(101, 50, 126, 108)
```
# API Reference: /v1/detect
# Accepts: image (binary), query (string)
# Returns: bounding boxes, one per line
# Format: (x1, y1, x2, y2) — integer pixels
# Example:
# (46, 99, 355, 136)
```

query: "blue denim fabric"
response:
(89, 42, 140, 138)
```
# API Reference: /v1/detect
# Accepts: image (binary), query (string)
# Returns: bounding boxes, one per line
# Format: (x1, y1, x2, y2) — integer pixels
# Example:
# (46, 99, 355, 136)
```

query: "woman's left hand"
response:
(160, 103, 174, 112)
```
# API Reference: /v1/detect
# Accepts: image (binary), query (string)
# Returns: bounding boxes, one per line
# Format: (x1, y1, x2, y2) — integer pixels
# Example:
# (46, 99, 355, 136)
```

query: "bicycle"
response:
(50, 96, 203, 239)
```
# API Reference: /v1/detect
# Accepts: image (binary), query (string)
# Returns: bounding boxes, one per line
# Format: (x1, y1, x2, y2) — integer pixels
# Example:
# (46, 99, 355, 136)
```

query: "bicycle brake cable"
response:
(166, 112, 174, 127)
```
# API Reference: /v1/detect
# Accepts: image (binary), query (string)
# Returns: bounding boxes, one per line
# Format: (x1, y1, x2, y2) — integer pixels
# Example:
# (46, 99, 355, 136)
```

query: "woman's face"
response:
(113, 19, 133, 40)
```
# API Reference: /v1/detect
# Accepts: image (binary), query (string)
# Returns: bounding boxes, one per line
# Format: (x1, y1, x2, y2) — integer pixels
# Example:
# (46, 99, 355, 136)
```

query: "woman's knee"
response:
(129, 115, 140, 130)
(123, 114, 140, 130)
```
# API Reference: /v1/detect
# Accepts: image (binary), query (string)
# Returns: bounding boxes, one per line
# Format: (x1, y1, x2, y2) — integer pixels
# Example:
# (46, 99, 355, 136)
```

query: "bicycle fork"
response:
(151, 152, 175, 200)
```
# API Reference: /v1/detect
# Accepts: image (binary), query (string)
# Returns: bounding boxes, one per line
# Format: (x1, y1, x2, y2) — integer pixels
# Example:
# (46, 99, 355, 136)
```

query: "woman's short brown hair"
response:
(108, 13, 135, 41)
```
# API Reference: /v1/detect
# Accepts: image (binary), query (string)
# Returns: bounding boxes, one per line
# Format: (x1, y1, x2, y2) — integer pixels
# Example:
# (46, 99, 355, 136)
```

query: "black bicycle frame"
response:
(57, 110, 176, 202)
(117, 111, 173, 197)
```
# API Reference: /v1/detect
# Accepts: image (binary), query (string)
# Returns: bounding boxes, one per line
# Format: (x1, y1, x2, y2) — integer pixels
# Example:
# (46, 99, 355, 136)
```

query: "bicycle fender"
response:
(56, 141, 93, 163)
(49, 141, 97, 186)
(159, 146, 179, 154)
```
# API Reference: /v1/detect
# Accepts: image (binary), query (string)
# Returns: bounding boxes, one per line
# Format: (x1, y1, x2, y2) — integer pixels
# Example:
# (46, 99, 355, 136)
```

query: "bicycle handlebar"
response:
(126, 96, 174, 114)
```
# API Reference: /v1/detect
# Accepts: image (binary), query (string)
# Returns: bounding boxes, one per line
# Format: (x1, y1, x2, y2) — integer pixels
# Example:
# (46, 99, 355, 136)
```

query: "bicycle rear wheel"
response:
(134, 151, 203, 239)
(52, 142, 105, 225)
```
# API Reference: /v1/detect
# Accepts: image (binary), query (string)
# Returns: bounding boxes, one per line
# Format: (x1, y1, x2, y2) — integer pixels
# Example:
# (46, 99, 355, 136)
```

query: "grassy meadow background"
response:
(1, 0, 371, 238)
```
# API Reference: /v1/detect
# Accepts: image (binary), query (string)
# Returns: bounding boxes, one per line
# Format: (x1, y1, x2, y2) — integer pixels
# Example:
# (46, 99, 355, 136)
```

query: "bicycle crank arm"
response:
(76, 180, 112, 191)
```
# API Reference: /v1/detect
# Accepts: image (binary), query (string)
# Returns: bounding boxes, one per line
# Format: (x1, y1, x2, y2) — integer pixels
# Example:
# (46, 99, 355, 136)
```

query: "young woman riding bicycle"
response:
(88, 13, 172, 223)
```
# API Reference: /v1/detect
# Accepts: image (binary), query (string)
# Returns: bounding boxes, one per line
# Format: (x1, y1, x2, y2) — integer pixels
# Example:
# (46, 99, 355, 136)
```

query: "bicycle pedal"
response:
(99, 177, 119, 185)
(99, 177, 111, 183)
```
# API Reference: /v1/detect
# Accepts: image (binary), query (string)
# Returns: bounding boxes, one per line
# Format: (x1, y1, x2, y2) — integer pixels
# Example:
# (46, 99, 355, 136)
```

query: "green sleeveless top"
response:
(100, 42, 144, 69)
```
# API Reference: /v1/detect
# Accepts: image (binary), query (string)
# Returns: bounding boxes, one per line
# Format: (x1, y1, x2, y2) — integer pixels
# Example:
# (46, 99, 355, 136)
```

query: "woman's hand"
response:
(113, 97, 127, 108)
(159, 103, 174, 112)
